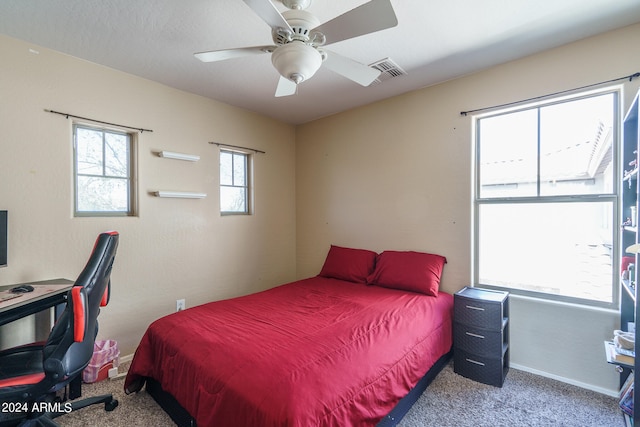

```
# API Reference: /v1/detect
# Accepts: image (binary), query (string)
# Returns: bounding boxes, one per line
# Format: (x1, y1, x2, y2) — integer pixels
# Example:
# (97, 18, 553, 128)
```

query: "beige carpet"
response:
(399, 363, 623, 427)
(55, 360, 173, 426)
(55, 362, 624, 427)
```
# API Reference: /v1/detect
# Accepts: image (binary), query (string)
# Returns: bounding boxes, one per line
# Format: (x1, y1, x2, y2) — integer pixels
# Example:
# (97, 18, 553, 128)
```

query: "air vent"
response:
(369, 57, 407, 85)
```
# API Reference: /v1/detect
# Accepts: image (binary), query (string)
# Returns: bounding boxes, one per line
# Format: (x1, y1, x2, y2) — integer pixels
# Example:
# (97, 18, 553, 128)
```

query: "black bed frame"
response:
(377, 351, 452, 426)
(144, 350, 452, 427)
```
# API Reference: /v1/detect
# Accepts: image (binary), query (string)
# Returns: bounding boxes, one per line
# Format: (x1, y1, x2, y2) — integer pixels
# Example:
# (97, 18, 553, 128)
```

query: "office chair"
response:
(0, 231, 119, 427)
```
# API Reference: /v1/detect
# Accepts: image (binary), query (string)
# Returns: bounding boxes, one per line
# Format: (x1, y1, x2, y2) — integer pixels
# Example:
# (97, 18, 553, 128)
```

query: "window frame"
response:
(73, 123, 137, 217)
(472, 88, 620, 309)
(219, 148, 252, 216)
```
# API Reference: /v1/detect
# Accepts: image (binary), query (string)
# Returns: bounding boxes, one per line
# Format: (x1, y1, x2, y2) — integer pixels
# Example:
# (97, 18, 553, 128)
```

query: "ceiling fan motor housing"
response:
(272, 9, 322, 45)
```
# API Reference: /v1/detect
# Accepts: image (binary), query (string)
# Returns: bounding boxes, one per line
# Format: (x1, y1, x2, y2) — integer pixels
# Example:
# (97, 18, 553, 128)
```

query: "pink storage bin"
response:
(83, 339, 120, 383)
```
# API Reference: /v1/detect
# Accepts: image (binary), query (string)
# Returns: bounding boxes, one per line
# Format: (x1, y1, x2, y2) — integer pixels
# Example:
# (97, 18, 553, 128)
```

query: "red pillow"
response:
(367, 251, 447, 296)
(318, 245, 378, 283)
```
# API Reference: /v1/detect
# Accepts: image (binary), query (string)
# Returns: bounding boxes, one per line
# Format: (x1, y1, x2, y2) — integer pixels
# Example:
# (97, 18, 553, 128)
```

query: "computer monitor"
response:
(0, 211, 7, 267)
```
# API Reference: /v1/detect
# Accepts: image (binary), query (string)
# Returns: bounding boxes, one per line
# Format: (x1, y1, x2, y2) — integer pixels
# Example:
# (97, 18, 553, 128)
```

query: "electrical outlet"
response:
(176, 299, 185, 312)
(108, 367, 119, 378)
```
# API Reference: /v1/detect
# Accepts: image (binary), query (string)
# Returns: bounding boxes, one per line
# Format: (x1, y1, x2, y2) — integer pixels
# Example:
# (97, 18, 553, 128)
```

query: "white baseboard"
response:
(510, 363, 619, 397)
(106, 353, 135, 380)
(119, 353, 134, 364)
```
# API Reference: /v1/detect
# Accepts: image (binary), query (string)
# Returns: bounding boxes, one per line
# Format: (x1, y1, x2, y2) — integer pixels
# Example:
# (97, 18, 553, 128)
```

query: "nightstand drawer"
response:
(454, 322, 506, 357)
(454, 348, 509, 387)
(454, 287, 508, 331)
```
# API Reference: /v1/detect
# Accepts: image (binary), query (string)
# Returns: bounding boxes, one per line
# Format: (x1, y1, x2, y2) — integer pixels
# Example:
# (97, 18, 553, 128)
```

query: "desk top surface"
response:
(0, 278, 73, 313)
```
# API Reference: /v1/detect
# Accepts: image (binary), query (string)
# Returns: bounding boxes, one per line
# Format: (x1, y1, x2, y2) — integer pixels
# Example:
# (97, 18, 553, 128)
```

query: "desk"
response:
(0, 279, 73, 327)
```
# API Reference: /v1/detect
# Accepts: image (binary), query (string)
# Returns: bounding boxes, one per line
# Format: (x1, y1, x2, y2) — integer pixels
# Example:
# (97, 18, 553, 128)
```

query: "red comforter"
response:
(124, 277, 453, 427)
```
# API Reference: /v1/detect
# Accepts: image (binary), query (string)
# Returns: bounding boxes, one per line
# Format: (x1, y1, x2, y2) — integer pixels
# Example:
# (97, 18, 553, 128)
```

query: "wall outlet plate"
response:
(176, 299, 185, 312)
(108, 367, 119, 378)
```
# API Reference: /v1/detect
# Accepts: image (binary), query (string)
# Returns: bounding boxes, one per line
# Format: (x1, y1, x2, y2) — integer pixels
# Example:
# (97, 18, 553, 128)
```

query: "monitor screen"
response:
(0, 211, 6, 267)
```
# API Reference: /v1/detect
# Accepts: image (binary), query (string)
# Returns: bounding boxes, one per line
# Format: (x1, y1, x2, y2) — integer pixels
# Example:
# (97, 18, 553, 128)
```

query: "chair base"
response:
(51, 392, 119, 419)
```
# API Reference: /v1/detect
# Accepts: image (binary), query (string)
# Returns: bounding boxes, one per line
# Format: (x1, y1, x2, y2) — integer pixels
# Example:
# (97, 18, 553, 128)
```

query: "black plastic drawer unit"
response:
(453, 287, 509, 387)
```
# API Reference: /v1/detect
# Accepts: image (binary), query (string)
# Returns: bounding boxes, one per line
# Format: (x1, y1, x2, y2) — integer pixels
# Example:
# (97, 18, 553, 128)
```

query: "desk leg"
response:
(54, 302, 65, 321)
(33, 303, 67, 342)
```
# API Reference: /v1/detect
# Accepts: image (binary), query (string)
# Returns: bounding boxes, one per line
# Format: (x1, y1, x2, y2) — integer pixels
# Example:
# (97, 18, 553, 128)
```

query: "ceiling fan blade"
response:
(243, 0, 292, 33)
(312, 0, 398, 46)
(275, 76, 297, 97)
(323, 50, 381, 86)
(194, 46, 275, 63)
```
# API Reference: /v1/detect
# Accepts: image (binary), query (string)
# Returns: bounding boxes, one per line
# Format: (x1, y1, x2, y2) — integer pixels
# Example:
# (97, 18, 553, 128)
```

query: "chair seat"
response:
(0, 343, 45, 381)
(0, 372, 45, 388)
(0, 344, 50, 405)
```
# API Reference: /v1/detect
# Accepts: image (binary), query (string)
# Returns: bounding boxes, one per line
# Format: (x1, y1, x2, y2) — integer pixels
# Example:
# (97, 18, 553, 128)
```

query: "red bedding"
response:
(124, 277, 453, 426)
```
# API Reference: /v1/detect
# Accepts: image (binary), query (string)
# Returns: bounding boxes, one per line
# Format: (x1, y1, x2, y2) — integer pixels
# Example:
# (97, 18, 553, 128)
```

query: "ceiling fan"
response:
(195, 0, 398, 97)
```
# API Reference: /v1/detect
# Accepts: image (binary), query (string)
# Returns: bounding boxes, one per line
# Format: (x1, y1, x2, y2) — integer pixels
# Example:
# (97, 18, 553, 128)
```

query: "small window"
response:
(220, 149, 251, 215)
(73, 124, 136, 216)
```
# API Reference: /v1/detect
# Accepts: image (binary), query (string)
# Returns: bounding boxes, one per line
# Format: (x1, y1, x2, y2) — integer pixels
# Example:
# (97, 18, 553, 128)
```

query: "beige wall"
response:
(296, 23, 640, 394)
(0, 34, 297, 355)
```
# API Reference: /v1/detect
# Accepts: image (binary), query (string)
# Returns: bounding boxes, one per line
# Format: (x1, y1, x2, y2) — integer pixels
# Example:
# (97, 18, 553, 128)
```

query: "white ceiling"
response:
(1, 0, 639, 125)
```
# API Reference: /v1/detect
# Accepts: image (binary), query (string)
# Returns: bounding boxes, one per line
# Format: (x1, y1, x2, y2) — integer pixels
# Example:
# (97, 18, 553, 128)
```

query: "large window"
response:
(73, 124, 136, 216)
(220, 149, 251, 215)
(474, 91, 618, 306)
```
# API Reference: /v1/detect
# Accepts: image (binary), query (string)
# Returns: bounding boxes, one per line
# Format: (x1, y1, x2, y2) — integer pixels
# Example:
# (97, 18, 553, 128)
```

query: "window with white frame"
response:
(474, 90, 618, 307)
(73, 124, 136, 216)
(220, 149, 251, 215)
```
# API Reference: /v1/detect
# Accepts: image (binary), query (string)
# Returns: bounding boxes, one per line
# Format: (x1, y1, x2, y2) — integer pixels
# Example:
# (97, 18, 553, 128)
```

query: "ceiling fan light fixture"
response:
(271, 42, 322, 84)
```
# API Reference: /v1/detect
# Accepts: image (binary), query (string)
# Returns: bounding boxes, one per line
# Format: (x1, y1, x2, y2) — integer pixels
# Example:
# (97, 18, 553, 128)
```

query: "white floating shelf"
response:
(154, 191, 207, 199)
(158, 151, 200, 162)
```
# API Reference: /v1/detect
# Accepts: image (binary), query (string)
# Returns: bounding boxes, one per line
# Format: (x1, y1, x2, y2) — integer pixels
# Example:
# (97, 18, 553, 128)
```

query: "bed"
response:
(124, 246, 454, 427)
